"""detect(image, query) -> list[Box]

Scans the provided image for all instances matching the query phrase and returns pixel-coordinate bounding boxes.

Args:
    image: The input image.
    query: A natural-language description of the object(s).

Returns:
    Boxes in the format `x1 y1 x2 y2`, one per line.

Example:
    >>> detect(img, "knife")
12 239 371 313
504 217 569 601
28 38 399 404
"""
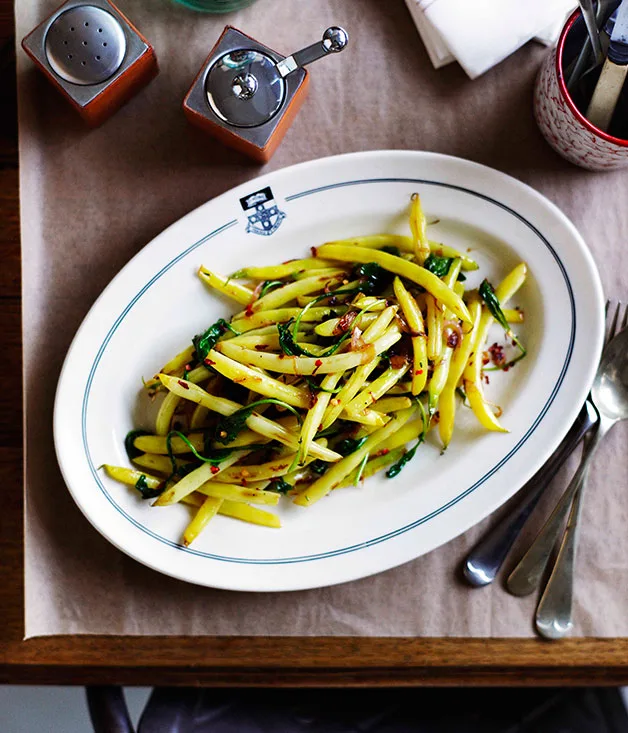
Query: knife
586 0 628 131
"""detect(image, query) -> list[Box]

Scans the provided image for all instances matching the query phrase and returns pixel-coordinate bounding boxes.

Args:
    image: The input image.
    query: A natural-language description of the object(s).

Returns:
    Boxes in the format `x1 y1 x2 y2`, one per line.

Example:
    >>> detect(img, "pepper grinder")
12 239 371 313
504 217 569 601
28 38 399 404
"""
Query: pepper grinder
22 0 158 127
183 25 349 163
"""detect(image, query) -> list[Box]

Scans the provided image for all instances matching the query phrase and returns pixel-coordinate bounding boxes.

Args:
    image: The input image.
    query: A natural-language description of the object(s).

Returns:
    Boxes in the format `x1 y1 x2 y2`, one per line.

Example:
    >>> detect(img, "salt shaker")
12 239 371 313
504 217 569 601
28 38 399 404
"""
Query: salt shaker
183 25 349 162
22 0 158 127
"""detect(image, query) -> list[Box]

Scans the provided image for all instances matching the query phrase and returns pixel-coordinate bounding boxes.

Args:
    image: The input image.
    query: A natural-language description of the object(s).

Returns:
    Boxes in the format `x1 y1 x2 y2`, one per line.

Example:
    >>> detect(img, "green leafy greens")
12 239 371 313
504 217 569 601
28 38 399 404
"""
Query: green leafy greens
134 474 163 500
267 477 293 494
214 399 302 445
386 441 421 478
335 436 368 456
192 318 239 363
307 435 367 479
423 254 453 278
381 245 401 256
386 400 428 478
351 262 393 294
478 279 526 368
259 280 283 298
124 429 151 460
309 460 328 476
277 273 389 359
277 284 362 358
304 376 343 394
165 431 235 471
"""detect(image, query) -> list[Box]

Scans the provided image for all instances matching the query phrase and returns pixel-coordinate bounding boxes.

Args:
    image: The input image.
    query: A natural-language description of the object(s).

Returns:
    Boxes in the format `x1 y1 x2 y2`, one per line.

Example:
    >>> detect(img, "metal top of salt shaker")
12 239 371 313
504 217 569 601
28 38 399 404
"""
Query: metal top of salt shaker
44 5 127 86
205 26 348 129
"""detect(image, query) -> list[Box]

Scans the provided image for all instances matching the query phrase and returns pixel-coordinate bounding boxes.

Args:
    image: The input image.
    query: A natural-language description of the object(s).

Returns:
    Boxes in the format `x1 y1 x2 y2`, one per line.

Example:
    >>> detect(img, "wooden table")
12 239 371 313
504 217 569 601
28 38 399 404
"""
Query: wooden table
2 8 628 688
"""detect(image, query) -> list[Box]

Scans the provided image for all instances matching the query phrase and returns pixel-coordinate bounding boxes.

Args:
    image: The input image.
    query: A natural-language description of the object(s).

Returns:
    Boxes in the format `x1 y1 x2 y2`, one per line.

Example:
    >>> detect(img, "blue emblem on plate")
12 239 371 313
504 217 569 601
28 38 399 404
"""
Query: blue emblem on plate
240 186 286 236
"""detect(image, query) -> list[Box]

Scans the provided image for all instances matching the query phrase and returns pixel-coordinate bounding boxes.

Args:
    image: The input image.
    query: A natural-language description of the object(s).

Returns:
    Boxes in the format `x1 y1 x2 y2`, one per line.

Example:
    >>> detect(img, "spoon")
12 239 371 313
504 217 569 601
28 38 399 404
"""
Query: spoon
534 319 628 639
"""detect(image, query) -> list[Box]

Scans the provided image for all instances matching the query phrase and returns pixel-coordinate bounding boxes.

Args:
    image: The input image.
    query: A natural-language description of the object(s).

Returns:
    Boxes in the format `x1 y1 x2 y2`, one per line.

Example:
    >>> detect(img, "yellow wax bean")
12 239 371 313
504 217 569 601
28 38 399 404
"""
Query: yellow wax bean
314 312 378 337
230 258 337 280
324 234 414 251
133 453 192 474
373 417 425 453
346 364 409 415
338 447 406 488
293 408 415 506
438 299 482 448
340 408 389 427
292 267 347 281
426 295 442 361
212 444 324 482
134 432 205 455
393 277 428 395
214 340 376 376
198 266 253 306
219 500 281 528
155 391 182 436
460 265 527 434
322 234 478 270
102 465 162 490
230 306 346 333
239 273 344 315
372 396 413 413
157 374 341 462
298 373 342 464
155 450 249 505
316 245 471 324
428 258 462 415
410 193 430 264
196 482 279 506
183 496 223 546
203 350 311 408
503 308 524 323
160 345 195 375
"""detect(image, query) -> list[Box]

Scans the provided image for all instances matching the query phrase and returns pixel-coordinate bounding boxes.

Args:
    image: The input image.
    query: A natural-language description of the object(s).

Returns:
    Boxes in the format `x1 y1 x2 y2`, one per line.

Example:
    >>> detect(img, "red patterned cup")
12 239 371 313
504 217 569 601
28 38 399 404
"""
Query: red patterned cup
534 9 628 171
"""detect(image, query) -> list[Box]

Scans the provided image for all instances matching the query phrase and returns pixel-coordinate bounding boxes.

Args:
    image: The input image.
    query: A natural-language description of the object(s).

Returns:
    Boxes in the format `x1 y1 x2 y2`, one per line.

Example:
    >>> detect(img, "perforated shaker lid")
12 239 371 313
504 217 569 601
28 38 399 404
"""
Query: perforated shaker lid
44 5 126 86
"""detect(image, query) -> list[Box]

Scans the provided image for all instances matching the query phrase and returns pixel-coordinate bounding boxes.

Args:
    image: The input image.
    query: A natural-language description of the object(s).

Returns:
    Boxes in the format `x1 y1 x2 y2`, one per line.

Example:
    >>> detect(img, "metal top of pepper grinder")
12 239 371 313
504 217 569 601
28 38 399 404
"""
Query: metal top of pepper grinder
205 27 348 129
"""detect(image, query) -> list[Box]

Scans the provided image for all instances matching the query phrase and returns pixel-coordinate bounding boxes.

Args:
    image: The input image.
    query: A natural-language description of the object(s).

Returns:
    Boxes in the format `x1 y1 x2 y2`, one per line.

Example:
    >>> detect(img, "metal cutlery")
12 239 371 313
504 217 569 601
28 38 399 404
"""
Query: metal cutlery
568 0 616 92
462 301 620 595
462 399 598 588
462 301 616 589
506 304 627 624
581 0 605 67
534 304 628 639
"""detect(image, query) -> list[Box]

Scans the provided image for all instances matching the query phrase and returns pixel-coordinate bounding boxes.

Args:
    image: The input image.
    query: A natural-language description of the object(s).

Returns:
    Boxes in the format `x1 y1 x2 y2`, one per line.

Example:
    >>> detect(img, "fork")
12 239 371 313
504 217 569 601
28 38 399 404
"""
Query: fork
507 303 628 635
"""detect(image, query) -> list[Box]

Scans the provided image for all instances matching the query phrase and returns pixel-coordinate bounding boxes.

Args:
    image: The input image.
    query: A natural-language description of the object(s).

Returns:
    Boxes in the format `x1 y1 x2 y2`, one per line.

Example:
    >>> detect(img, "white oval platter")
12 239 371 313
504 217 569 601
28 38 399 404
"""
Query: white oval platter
54 151 604 591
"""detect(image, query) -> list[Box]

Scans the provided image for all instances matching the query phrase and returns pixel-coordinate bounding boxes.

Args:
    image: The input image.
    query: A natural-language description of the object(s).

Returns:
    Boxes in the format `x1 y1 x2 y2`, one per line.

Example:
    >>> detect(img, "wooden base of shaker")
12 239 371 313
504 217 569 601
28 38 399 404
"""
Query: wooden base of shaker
183 72 310 163
21 0 159 128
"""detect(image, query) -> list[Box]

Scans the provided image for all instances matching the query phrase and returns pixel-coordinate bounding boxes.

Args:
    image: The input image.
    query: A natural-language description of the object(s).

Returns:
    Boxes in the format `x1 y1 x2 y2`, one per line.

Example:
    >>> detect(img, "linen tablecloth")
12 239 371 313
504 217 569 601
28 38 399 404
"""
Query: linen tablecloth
17 0 628 637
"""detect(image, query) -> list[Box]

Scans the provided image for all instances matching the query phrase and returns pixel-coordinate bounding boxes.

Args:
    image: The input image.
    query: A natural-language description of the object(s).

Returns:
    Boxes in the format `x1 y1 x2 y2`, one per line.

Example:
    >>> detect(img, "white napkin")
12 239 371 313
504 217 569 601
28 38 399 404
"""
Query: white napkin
405 0 576 79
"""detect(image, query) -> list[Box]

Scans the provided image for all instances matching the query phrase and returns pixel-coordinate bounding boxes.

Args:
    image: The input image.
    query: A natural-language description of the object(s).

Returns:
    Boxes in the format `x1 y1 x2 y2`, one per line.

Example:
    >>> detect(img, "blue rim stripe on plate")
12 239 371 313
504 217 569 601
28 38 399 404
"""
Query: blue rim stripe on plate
80 179 575 565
